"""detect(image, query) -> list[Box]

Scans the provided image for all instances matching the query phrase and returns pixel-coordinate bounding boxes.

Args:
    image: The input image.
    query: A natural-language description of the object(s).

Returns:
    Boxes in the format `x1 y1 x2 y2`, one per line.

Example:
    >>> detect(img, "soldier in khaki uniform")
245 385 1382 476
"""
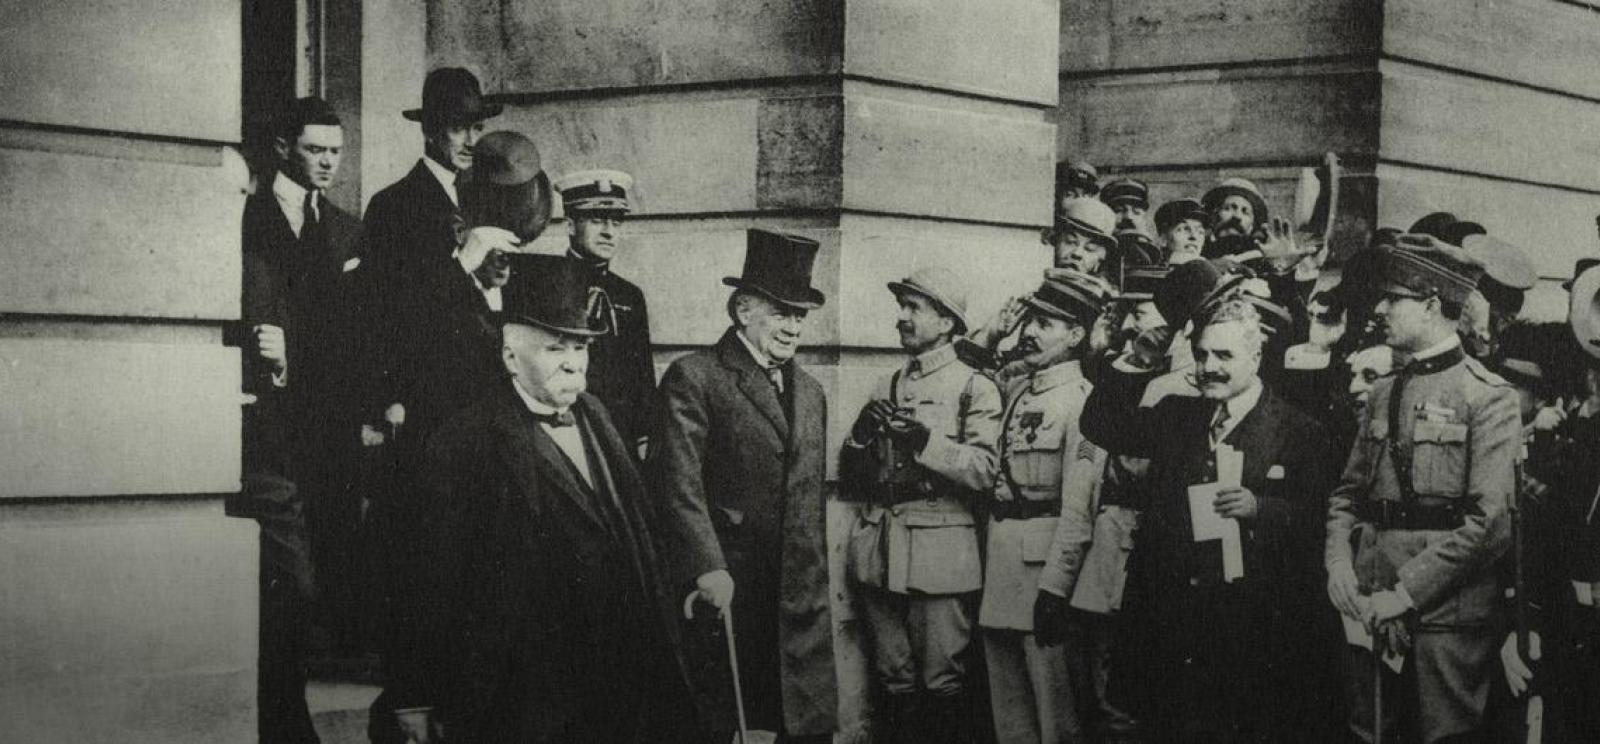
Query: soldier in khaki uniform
1326 235 1520 744
841 266 1002 744
979 270 1110 744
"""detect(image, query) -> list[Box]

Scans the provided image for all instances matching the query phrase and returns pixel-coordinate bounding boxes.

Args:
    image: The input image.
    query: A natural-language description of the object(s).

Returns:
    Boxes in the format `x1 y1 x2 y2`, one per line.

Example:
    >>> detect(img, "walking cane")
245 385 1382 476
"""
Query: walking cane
1372 643 1383 744
722 609 778 744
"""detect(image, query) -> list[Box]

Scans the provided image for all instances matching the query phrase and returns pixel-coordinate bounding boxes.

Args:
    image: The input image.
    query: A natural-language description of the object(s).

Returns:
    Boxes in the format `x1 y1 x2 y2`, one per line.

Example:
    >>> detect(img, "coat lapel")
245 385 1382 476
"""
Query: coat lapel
493 389 608 530
1222 391 1284 485
717 331 790 441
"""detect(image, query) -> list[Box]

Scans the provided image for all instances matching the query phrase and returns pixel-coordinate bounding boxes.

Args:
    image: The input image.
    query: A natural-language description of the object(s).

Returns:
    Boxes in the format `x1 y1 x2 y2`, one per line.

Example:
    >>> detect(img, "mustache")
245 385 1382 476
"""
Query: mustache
1196 372 1230 385
1014 339 1041 355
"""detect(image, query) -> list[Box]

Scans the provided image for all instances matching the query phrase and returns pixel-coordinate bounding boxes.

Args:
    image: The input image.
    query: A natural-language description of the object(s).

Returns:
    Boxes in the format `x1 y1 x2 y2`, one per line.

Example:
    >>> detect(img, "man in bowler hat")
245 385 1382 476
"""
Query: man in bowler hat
389 254 695 743
649 229 838 742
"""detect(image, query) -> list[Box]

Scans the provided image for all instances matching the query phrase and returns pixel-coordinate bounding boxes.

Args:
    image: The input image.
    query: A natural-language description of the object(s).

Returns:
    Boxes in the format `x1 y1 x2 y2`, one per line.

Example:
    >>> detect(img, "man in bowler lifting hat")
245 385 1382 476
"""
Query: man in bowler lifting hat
389 254 695 743
649 229 838 742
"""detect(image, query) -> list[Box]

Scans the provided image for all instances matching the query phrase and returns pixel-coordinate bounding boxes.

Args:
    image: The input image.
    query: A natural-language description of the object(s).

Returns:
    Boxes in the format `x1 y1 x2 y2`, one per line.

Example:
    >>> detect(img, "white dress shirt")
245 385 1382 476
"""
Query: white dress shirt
421 155 459 207
271 171 318 238
512 380 592 487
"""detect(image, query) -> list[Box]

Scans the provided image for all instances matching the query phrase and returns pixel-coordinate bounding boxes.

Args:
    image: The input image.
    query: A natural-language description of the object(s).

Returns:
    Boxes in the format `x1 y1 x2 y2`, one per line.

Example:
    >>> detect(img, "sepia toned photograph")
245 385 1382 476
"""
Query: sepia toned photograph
2 1 1598 742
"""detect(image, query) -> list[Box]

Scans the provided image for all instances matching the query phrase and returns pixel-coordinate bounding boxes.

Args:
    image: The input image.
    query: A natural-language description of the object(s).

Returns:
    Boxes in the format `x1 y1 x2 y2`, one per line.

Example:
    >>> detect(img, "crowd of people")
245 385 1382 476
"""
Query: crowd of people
236 66 1600 744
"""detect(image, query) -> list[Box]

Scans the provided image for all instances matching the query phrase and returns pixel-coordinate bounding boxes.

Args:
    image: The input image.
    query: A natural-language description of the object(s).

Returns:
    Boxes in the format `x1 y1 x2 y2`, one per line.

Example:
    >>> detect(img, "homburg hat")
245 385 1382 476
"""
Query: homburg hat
1202 177 1270 225
458 130 553 242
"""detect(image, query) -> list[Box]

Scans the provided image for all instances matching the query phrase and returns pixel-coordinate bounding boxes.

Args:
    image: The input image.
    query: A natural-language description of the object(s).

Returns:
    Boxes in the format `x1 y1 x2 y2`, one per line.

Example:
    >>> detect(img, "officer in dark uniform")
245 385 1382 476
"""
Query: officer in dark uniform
553 169 657 457
1326 234 1521 744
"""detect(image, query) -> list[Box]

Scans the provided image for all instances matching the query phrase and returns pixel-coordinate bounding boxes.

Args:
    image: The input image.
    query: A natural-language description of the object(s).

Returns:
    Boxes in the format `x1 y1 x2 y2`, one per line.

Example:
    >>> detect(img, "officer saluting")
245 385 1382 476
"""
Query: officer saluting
980 270 1111 744
553 169 657 457
1326 235 1521 743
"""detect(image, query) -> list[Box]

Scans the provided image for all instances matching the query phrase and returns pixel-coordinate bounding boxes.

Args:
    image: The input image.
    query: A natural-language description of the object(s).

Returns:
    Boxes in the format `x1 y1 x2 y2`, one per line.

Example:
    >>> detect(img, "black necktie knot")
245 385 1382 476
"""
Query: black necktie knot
535 410 576 428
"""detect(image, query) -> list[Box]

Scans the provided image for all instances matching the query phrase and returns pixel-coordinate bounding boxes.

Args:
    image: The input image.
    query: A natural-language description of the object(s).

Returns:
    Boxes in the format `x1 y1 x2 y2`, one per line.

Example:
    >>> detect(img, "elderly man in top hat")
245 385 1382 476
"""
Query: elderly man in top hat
553 169 656 457
362 68 505 432
838 266 1003 744
390 254 696 744
649 229 837 743
234 94 363 744
1326 235 1520 744
979 270 1112 744
1154 198 1208 265
366 129 554 744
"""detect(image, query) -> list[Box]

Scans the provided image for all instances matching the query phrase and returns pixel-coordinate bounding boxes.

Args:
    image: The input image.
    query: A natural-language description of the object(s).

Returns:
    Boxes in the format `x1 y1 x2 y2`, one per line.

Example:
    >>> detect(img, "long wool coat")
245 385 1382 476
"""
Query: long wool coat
648 328 837 736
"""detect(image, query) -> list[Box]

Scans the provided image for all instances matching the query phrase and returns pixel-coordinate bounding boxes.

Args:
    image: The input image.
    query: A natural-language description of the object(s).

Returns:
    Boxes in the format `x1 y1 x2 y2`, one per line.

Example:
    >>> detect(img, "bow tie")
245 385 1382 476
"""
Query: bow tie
533 410 576 428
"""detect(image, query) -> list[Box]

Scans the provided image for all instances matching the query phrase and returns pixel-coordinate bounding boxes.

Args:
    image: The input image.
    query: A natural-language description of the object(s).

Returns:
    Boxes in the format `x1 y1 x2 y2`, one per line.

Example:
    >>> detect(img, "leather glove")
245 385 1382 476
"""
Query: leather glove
886 413 931 454
1032 590 1072 647
851 400 895 445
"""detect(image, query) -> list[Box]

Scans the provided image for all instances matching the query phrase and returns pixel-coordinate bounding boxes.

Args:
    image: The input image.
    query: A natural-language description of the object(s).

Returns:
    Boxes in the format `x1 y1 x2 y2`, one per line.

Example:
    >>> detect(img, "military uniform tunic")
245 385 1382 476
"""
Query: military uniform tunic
1327 339 1520 742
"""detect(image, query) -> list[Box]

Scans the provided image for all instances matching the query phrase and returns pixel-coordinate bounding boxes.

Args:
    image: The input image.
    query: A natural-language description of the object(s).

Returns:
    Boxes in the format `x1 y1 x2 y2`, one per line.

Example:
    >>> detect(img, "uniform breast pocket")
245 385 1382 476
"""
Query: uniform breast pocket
1411 420 1468 497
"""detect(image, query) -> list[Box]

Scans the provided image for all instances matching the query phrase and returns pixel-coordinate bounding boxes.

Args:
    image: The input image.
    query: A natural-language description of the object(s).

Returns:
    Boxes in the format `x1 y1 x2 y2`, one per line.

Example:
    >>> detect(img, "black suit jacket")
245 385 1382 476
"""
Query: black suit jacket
403 387 688 741
1083 370 1343 741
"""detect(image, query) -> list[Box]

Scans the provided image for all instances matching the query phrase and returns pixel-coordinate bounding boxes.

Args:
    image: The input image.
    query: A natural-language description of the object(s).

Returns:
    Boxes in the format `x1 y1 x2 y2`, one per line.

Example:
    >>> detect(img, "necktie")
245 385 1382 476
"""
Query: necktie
1210 403 1231 447
767 365 786 394
534 410 576 428
301 190 322 243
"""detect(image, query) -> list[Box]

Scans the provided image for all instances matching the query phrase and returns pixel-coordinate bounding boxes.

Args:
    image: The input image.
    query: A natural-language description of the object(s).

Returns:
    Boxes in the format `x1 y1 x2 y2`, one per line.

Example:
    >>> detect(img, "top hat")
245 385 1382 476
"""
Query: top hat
1202 177 1270 225
459 131 553 242
1026 269 1111 323
888 265 970 333
1154 198 1207 235
403 68 504 124
1100 178 1150 210
723 229 827 309
555 169 635 214
501 254 608 337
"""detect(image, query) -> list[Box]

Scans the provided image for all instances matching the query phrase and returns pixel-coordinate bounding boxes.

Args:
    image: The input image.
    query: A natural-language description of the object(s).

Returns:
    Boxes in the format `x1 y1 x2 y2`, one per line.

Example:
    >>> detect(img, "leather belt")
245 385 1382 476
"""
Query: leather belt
1357 498 1466 531
990 498 1061 522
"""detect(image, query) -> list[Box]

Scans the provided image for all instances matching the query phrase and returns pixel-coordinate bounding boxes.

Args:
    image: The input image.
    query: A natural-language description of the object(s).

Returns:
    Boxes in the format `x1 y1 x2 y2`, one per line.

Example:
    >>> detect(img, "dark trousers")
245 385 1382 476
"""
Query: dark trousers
242 472 321 744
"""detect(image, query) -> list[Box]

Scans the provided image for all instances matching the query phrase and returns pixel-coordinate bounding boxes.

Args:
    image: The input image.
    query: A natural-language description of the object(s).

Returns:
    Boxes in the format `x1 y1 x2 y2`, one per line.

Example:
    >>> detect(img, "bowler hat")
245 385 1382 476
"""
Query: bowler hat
1202 178 1270 226
1154 198 1207 235
555 169 635 213
459 131 553 242
888 265 970 333
1024 270 1110 323
403 67 503 124
502 254 608 337
1156 258 1246 331
723 229 827 309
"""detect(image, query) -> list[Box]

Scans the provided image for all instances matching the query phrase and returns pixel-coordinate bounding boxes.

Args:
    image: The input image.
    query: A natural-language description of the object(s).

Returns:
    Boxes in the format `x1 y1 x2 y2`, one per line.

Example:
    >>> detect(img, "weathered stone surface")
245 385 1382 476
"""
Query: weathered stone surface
0 499 257 743
1062 0 1379 73
497 96 763 216
1379 60 1600 193
1376 162 1598 281
461 0 843 94
0 339 242 498
834 214 1051 349
1384 0 1600 102
1059 63 1379 170
847 0 1059 105
758 94 845 210
0 145 245 320
844 85 1056 227
0 1 240 141
361 0 429 211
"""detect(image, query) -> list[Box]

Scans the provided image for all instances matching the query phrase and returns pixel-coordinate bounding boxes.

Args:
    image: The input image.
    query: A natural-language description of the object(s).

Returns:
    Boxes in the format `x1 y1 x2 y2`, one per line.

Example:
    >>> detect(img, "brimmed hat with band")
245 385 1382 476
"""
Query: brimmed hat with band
1045 197 1118 249
403 67 503 124
1379 234 1486 305
723 229 827 310
1202 177 1270 225
1023 269 1111 324
458 131 553 242
888 265 970 333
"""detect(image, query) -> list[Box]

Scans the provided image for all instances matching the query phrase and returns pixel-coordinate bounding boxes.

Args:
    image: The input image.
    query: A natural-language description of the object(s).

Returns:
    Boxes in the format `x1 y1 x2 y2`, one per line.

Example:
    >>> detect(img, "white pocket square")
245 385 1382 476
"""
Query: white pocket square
1266 464 1285 480
342 257 362 273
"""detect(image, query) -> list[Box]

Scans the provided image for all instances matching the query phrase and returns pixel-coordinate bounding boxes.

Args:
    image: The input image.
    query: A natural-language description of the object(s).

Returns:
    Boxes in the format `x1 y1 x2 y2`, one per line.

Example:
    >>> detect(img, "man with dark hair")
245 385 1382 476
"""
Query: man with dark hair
649 229 837 743
1083 295 1342 743
553 169 656 457
234 94 363 744
840 266 1002 743
1154 198 1208 264
1201 178 1269 243
1327 235 1520 743
1100 177 1151 237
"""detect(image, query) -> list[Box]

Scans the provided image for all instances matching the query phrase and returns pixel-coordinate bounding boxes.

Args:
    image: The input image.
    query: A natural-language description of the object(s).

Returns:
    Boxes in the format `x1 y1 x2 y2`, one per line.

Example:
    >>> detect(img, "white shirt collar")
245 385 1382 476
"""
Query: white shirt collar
735 329 780 370
421 155 459 207
271 171 315 237
1411 333 1461 362
512 379 566 417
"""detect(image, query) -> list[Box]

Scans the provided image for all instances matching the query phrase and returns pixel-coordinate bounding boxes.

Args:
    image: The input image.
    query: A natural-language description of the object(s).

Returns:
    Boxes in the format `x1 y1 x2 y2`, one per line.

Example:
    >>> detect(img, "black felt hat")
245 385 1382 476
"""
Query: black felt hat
722 229 826 309
502 254 607 336
403 67 503 124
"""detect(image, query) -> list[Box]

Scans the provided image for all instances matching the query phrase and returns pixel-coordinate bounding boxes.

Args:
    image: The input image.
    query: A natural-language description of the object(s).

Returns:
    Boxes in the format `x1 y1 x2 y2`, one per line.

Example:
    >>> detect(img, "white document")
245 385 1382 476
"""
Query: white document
1187 444 1246 582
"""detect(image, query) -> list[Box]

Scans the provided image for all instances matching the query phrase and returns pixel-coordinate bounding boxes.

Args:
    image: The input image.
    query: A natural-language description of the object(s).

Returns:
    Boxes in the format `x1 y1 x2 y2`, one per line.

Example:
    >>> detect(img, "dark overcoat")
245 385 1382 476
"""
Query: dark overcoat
406 387 692 742
581 263 657 452
648 328 837 736
1083 370 1344 743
